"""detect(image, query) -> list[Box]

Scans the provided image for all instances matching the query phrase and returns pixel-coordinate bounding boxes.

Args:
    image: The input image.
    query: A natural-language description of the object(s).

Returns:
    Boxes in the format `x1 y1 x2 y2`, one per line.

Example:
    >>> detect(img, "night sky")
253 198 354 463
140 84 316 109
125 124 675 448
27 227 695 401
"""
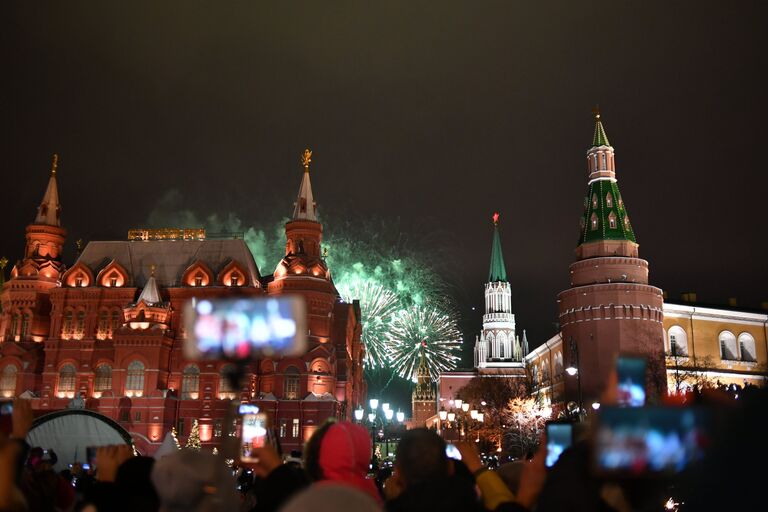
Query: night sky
3 1 767 360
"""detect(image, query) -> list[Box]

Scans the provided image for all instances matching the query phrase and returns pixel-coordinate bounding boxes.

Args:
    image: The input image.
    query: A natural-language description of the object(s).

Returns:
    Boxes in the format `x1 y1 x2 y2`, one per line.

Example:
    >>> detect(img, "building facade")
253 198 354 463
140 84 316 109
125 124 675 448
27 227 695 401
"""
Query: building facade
0 150 367 454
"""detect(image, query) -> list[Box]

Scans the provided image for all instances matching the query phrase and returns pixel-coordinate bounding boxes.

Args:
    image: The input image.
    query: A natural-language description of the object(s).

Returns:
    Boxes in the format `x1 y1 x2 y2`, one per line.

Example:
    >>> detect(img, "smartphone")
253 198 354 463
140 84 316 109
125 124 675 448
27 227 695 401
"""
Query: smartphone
616 355 647 407
0 401 12 415
240 405 267 463
86 446 97 469
445 443 462 460
184 297 307 361
593 406 711 477
545 421 574 468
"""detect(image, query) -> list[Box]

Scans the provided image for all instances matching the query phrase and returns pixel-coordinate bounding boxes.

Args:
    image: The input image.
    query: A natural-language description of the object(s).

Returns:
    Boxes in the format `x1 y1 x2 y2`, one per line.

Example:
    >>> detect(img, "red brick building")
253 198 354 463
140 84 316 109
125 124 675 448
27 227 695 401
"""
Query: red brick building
0 151 367 454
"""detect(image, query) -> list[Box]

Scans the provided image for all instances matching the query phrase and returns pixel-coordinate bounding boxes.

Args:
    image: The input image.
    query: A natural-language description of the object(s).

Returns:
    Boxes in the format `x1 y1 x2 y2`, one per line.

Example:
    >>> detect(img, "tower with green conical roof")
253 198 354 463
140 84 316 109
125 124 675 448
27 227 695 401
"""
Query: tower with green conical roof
474 213 523 368
557 109 666 405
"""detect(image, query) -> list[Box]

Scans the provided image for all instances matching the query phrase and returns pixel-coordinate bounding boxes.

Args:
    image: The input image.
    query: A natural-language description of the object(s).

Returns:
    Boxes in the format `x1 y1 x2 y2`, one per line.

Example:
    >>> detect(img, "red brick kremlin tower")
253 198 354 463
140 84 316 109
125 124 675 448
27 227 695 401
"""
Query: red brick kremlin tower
0 150 366 454
557 111 666 404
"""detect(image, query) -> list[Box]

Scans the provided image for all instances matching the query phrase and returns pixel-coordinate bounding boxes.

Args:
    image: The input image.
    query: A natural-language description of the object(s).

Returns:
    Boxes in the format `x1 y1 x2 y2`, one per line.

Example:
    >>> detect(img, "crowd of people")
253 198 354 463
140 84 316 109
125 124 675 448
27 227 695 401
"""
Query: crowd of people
1 383 766 512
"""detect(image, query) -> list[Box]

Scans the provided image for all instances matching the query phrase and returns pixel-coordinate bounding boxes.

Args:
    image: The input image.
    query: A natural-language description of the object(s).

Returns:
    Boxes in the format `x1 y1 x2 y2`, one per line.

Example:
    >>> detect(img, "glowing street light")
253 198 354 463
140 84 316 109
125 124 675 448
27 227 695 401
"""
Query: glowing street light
447 412 456 422
396 411 405 423
368 412 376 423
477 413 484 422
384 408 394 421
470 409 478 420
439 409 448 421
369 398 379 410
591 402 601 410
565 366 578 376
461 403 469 412
454 399 463 409
354 407 364 421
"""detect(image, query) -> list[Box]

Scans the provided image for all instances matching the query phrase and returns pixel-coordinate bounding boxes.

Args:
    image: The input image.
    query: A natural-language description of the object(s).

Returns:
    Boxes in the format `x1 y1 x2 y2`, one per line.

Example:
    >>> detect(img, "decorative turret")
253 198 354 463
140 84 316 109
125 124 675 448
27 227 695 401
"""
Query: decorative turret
292 149 317 221
123 266 171 329
474 213 521 367
411 345 437 427
35 154 62 227
557 109 666 405
576 109 637 260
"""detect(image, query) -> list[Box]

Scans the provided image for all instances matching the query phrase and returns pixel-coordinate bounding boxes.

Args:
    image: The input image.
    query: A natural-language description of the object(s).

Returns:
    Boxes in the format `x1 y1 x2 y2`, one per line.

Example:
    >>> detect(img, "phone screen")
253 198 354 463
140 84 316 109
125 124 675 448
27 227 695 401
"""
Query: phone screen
184 297 307 361
241 410 267 462
545 422 573 468
445 443 462 460
0 401 13 415
616 356 647 407
594 406 711 476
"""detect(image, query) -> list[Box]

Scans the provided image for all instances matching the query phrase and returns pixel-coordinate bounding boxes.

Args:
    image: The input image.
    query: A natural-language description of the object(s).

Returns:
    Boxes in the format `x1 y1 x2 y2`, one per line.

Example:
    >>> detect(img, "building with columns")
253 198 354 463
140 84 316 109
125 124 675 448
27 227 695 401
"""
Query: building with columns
0 150 367 454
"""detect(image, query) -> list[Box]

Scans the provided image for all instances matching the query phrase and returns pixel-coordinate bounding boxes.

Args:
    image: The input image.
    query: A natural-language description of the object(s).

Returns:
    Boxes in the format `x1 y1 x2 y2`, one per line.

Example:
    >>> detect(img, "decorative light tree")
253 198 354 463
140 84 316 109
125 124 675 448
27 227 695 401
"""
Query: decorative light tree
170 427 181 449
185 419 201 451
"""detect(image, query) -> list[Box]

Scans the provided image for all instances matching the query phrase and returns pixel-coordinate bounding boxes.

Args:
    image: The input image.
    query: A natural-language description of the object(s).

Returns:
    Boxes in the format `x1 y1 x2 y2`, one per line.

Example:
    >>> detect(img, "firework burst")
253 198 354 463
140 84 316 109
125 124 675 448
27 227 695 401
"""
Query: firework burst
388 303 462 381
337 279 401 370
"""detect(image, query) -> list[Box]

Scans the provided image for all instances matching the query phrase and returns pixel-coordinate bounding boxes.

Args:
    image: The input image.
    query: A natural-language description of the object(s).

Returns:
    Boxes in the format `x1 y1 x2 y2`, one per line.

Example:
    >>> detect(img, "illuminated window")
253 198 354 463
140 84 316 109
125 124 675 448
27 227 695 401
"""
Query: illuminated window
667 326 688 356
739 333 757 362
182 365 200 399
283 367 300 400
97 310 109 340
20 313 31 341
0 366 18 397
292 418 300 438
605 192 613 208
719 331 738 361
214 419 223 437
279 419 288 438
194 274 203 287
94 364 112 392
590 213 598 231
9 313 19 338
62 310 73 338
219 364 236 398
608 212 617 229
75 276 83 287
602 153 607 169
230 275 239 287
110 277 117 287
125 361 145 396
110 310 121 338
58 364 76 395
75 311 86 339
591 194 598 209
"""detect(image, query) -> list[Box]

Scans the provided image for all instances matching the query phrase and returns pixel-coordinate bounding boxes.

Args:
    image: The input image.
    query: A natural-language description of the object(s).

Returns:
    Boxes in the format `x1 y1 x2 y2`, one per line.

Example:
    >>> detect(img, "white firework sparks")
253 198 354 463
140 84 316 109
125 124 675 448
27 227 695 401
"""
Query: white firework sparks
388 302 462 381
337 279 401 370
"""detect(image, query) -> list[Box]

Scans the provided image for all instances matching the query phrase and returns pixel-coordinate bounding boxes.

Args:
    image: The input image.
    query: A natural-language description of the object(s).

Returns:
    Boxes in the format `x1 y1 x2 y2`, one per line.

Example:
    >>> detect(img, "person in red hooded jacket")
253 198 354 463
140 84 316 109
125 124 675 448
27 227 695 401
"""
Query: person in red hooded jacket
246 420 382 512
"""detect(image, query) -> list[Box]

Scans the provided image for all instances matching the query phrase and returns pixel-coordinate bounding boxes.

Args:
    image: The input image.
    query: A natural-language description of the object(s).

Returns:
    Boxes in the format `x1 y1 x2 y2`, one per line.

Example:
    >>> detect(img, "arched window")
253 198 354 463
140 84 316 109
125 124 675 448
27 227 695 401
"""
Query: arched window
667 326 689 356
97 310 109 340
497 332 507 358
738 333 757 362
20 313 31 341
58 364 77 396
542 360 550 382
62 310 73 338
283 366 300 400
125 361 145 397
486 332 495 357
181 365 200 399
0 366 18 398
591 194 598 209
719 331 738 361
590 213 598 231
601 153 607 169
605 192 613 208
533 364 539 385
608 212 617 229
554 352 563 374
94 364 112 392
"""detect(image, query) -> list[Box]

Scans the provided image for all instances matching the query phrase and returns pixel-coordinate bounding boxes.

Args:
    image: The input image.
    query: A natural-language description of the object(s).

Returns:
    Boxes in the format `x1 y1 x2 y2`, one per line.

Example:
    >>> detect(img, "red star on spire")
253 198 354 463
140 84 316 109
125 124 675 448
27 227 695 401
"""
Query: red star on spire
492 212 500 225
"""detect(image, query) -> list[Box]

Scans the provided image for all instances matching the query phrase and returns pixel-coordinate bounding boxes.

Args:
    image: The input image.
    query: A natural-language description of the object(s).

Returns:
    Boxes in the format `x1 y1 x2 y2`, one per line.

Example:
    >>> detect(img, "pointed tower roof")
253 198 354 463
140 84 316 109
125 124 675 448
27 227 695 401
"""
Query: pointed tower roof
488 212 508 282
522 329 529 357
292 149 318 221
137 266 162 304
34 154 62 226
592 107 611 147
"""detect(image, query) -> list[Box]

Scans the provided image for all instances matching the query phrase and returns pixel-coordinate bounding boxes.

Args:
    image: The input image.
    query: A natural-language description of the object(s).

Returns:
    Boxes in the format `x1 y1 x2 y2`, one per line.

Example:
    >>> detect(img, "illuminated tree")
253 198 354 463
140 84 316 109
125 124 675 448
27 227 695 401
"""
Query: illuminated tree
503 397 552 458
185 419 201 451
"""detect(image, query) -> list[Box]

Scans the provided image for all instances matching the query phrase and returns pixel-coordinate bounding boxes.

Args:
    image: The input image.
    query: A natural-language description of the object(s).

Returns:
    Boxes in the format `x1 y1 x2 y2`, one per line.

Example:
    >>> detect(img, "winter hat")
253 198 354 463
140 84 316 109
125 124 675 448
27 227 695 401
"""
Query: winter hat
151 450 238 512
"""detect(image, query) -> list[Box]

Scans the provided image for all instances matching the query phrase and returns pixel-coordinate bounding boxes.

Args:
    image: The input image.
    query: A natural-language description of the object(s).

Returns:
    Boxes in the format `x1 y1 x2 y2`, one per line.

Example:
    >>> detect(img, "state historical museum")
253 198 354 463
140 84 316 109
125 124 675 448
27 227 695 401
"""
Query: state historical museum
0 150 367 454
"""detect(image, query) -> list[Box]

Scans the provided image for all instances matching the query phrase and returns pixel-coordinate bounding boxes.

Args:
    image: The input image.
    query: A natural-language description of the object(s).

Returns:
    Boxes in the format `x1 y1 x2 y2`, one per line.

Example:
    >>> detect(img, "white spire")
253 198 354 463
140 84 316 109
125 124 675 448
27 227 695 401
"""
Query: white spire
34 154 61 226
137 266 162 304
292 149 317 221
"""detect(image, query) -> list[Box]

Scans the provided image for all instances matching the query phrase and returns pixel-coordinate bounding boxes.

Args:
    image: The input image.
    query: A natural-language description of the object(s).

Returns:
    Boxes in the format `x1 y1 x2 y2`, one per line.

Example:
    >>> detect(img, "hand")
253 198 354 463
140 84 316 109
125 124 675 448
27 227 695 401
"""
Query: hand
516 445 546 509
239 445 282 478
383 470 404 501
454 441 483 473
95 445 133 482
11 399 33 439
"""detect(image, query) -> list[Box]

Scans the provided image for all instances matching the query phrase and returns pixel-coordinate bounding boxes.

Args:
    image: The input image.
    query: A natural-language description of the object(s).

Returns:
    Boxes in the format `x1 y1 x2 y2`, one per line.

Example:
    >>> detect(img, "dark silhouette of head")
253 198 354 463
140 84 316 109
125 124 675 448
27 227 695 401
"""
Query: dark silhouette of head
394 428 449 487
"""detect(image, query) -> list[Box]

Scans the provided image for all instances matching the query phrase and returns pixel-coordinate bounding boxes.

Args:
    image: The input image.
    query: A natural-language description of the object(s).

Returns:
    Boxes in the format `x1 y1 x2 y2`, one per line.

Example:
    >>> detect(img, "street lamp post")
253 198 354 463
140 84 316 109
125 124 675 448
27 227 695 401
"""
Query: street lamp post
566 337 584 420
